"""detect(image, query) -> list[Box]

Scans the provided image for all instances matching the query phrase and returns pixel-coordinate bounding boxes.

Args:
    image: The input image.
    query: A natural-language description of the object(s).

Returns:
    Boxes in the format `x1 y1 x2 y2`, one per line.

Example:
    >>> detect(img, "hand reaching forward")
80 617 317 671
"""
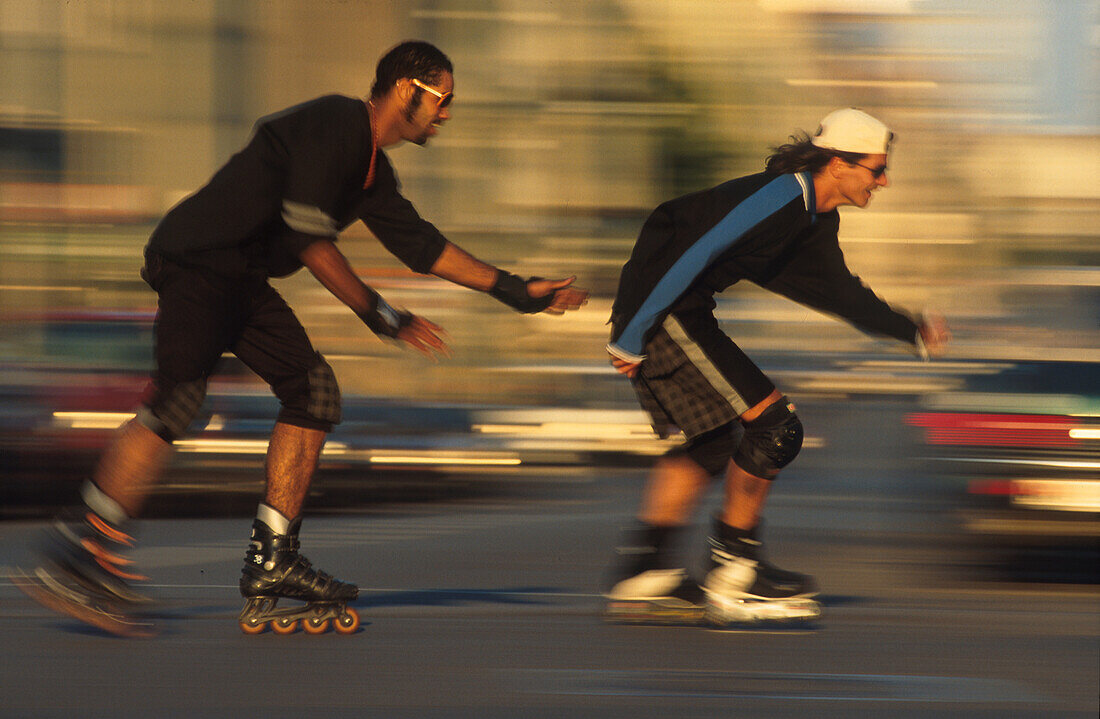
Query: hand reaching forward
526 277 589 315
918 310 951 358
395 314 451 361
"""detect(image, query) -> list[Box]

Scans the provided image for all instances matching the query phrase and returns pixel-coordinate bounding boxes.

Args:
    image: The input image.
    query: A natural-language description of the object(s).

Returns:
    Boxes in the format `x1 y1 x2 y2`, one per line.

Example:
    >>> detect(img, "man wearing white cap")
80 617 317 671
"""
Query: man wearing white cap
603 108 950 626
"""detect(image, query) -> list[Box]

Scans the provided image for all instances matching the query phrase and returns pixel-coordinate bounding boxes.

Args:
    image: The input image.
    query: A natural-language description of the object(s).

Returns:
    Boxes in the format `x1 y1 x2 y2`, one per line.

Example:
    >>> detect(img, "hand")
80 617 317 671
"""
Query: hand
395 314 451 361
919 310 951 358
609 354 641 378
526 276 589 315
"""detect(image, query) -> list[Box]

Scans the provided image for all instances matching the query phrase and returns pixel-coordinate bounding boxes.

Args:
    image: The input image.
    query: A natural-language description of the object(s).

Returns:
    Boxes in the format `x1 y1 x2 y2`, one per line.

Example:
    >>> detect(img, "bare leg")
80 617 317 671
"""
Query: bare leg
720 389 784 531
721 465 773 531
637 455 712 526
263 422 326 520
92 420 174 518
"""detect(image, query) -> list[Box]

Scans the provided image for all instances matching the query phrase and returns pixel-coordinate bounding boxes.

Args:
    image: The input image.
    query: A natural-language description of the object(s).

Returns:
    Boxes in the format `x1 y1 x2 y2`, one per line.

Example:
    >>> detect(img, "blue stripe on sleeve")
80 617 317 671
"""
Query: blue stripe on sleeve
613 174 803 357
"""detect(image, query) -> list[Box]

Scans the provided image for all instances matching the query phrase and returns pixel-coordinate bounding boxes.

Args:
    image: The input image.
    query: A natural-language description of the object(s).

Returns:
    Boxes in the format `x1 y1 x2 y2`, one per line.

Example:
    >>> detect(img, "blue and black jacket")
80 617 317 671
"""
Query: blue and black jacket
607 171 919 362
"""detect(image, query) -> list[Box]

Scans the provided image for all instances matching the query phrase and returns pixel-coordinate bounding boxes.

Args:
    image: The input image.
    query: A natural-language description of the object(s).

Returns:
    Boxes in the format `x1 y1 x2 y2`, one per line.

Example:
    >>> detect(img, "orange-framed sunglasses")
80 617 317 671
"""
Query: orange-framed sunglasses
410 78 453 109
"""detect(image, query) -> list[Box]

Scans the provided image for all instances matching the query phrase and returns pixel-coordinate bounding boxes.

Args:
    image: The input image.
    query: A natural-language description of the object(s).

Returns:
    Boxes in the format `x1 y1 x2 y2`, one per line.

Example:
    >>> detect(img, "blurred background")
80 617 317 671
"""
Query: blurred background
0 0 1096 570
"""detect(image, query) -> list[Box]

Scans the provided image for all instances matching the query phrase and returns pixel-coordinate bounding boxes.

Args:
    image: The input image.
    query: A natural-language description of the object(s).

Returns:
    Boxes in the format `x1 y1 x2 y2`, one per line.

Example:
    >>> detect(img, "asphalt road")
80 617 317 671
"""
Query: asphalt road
1 459 1098 719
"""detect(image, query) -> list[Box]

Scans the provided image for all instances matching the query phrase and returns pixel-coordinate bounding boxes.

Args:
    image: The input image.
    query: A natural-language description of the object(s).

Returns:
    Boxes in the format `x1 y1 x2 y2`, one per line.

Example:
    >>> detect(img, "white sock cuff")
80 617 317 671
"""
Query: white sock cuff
81 481 129 525
256 503 291 534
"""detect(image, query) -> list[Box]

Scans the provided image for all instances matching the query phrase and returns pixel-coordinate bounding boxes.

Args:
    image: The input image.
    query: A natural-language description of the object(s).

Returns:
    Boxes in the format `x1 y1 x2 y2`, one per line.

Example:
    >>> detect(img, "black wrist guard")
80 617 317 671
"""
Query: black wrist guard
489 271 554 314
356 292 413 338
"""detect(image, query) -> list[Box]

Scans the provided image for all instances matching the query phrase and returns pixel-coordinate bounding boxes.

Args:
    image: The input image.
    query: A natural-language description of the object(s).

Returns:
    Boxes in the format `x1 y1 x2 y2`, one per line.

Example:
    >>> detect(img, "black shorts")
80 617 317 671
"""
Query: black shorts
632 310 774 439
141 250 338 433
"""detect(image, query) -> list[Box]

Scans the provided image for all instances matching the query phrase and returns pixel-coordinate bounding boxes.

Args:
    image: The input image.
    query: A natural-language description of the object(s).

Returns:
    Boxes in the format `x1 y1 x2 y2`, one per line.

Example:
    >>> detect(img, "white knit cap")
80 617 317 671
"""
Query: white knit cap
811 108 892 154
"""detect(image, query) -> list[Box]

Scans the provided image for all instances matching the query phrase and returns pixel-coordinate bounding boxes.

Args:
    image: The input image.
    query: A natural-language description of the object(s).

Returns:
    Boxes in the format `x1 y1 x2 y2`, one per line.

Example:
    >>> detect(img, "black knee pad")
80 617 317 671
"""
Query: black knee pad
733 397 803 479
666 422 737 477
139 377 209 441
273 356 341 431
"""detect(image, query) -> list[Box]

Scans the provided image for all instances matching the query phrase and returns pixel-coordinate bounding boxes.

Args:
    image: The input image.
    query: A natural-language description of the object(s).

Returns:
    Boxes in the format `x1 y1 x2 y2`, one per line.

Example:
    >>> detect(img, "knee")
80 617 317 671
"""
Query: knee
273 356 341 431
138 377 209 442
733 397 803 479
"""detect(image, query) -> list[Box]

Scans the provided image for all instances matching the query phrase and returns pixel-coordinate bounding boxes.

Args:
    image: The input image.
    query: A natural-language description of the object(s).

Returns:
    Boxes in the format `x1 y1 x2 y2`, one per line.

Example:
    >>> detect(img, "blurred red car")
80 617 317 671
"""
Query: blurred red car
907 360 1099 581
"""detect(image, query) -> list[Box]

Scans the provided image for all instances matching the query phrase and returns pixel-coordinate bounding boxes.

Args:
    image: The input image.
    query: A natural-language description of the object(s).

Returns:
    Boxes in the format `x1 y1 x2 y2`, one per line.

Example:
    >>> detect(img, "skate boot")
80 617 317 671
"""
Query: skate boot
238 516 360 635
701 520 820 627
14 485 156 637
603 524 705 625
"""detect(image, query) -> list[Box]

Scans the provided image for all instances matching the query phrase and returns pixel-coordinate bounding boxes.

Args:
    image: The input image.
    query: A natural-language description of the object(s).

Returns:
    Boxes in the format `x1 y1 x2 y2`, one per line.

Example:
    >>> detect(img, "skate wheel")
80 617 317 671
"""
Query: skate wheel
334 608 360 634
240 619 267 635
271 617 298 634
303 617 330 634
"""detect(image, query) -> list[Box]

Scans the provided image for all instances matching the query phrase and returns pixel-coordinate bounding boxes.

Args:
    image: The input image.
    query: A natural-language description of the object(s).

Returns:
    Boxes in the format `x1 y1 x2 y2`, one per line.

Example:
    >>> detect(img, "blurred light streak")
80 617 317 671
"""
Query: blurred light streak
907 412 1085 448
409 10 559 24
964 517 1100 537
843 361 1012 374
0 285 84 292
788 374 959 394
431 138 560 150
322 443 521 466
542 101 695 116
1 243 136 258
175 439 269 455
759 0 915 13
52 411 133 429
472 422 655 439
840 237 976 245
922 393 1098 415
365 455 521 467
941 457 1100 471
1008 268 1100 287
785 79 938 88
1011 479 1100 512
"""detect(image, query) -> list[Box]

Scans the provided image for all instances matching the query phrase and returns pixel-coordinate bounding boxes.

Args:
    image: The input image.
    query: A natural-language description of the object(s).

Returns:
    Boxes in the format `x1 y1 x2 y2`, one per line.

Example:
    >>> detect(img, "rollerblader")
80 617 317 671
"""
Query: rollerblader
603 108 949 627
17 40 588 637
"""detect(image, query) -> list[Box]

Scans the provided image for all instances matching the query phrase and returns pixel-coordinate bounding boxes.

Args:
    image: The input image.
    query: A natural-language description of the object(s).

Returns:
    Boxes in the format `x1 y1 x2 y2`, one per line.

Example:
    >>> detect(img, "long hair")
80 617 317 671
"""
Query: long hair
370 40 453 99
764 132 866 175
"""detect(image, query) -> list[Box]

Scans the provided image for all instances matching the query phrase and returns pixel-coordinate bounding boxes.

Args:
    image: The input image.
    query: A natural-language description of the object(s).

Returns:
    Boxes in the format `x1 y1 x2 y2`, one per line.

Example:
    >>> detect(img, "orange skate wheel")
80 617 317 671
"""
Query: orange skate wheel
303 616 330 634
271 617 298 634
334 608 360 634
240 619 267 635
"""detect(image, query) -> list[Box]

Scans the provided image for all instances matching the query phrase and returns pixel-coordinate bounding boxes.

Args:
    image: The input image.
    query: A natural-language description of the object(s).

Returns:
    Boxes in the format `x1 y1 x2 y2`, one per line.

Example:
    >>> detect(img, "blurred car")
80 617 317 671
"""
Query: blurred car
907 360 1099 580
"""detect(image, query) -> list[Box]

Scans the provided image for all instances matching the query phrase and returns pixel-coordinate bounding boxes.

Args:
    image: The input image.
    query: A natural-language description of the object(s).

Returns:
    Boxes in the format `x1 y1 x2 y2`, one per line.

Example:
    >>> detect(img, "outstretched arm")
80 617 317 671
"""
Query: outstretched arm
428 241 588 314
763 233 950 359
299 239 449 360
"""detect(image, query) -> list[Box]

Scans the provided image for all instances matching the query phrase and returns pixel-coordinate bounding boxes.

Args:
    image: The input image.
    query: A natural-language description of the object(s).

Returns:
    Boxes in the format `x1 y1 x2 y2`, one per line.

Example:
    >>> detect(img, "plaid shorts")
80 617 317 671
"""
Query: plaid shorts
631 312 774 439
144 251 339 434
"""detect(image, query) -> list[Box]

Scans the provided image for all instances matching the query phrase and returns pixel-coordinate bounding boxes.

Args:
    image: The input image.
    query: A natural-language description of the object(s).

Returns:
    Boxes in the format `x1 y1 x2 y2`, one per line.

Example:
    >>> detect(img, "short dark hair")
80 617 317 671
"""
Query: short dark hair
764 132 866 175
370 40 453 99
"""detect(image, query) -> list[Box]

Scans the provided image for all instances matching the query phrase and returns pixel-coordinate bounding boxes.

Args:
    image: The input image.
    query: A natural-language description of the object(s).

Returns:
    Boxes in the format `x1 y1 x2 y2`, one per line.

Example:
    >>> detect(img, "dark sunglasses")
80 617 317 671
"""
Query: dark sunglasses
852 161 888 179
411 78 453 109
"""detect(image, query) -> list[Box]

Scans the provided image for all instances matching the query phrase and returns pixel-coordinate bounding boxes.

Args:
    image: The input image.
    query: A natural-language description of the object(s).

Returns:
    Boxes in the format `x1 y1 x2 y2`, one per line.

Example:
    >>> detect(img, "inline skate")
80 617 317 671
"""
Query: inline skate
15 505 156 638
238 517 360 635
602 524 705 625
702 520 820 627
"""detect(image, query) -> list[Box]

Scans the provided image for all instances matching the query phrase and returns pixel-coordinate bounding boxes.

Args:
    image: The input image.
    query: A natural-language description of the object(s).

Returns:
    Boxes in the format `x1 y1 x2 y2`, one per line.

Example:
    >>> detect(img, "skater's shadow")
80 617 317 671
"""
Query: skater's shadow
59 621 139 639
356 586 559 609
